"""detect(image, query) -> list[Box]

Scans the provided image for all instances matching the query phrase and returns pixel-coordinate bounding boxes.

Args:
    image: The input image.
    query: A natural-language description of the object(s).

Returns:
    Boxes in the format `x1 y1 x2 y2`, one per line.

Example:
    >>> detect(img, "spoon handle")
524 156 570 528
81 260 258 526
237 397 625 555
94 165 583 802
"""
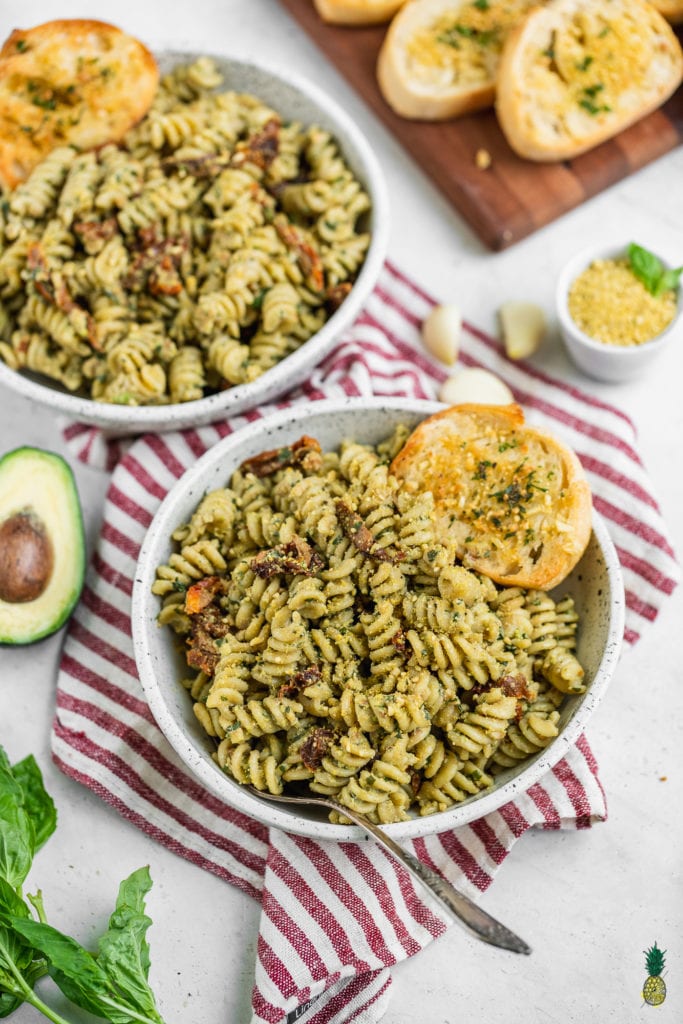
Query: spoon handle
334 802 531 955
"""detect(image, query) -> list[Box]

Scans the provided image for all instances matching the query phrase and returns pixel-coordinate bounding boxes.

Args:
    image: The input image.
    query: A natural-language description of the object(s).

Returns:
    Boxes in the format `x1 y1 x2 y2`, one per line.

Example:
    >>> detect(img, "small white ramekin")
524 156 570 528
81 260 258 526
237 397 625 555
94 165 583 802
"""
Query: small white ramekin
556 243 681 383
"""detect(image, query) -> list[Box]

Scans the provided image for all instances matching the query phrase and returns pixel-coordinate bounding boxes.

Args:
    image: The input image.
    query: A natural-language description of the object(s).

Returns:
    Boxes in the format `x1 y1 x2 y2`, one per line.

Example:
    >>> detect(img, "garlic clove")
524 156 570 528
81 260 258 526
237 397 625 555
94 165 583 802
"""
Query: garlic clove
438 367 514 406
421 303 461 366
499 301 546 360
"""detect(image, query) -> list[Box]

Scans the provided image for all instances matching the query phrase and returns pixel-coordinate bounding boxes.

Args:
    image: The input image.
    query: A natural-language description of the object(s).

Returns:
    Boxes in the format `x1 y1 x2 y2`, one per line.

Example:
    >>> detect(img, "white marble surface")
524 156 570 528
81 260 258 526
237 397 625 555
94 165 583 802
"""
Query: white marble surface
1 1 682 1021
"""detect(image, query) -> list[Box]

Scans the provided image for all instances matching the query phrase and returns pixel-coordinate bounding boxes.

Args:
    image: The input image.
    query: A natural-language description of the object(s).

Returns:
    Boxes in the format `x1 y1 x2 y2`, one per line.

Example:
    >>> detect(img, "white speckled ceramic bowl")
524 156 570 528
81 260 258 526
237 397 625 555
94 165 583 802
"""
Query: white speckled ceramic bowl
556 242 681 383
0 53 389 434
132 398 625 841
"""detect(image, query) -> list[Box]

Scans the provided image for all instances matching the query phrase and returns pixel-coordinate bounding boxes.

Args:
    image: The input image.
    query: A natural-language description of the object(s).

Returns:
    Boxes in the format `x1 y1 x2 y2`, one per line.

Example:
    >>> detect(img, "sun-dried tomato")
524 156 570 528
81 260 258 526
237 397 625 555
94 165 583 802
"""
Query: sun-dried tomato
184 575 225 615
233 117 280 170
123 231 188 294
499 673 533 700
161 152 232 179
73 217 119 254
274 219 324 292
300 727 335 771
334 500 404 564
390 628 409 656
149 255 183 296
277 664 322 699
240 435 323 478
185 605 230 676
250 536 324 578
325 282 351 313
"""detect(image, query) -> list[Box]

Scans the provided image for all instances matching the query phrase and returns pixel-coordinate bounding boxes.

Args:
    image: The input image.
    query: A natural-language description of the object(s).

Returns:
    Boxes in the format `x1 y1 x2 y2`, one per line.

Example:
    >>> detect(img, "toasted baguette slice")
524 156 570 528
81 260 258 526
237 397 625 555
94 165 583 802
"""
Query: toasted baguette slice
390 403 592 589
651 0 683 23
314 0 407 24
377 0 539 120
0 19 158 189
496 0 683 162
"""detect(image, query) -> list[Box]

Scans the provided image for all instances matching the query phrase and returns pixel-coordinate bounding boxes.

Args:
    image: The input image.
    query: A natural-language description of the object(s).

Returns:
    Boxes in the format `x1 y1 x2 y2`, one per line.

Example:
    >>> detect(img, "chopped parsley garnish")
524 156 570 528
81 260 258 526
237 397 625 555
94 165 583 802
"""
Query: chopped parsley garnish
578 83 611 115
438 23 499 47
474 459 494 480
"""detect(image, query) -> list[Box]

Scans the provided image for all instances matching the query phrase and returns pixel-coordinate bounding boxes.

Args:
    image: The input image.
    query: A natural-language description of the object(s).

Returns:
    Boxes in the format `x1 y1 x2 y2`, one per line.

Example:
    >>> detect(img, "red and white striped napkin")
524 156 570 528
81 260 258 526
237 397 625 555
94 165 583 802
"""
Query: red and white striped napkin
53 261 678 1024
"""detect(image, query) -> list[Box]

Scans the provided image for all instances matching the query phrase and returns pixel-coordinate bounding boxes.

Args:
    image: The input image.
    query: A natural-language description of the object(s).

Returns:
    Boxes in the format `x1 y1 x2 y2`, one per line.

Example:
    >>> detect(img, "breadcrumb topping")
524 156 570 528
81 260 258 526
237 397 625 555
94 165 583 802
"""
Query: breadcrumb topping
405 0 537 86
568 258 677 346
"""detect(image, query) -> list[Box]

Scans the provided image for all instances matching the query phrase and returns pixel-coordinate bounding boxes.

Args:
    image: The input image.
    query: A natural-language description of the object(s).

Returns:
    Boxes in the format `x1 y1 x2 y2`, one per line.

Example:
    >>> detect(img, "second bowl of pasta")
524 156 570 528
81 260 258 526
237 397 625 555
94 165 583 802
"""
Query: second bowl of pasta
0 51 389 433
131 398 624 841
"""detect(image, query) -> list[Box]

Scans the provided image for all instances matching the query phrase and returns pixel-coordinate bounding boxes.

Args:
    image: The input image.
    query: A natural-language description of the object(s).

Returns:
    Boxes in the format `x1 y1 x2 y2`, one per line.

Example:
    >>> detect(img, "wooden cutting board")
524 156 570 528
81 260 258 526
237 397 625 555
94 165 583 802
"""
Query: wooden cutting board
278 1 683 251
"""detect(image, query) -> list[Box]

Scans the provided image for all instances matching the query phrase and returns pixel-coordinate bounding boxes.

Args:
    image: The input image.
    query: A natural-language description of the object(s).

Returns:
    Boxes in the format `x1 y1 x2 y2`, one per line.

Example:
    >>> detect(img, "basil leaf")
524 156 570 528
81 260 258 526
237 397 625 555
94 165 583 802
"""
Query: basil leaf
0 756 35 888
98 867 162 1020
11 756 57 852
0 879 37 971
0 877 30 922
0 923 31 1011
656 266 683 296
628 243 663 295
0 989 24 1018
9 917 111 1019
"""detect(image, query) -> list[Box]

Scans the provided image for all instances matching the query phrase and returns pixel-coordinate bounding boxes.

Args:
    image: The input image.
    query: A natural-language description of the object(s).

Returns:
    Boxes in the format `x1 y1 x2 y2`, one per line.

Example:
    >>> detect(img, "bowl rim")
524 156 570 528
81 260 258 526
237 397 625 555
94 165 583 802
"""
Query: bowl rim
0 51 390 432
131 396 625 841
556 241 681 358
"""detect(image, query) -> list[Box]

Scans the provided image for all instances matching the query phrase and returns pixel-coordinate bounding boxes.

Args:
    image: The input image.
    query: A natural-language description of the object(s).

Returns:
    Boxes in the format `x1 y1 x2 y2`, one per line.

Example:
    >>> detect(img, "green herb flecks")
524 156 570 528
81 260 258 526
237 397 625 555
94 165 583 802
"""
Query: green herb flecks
0 745 168 1024
438 23 499 47
628 242 683 297
578 82 611 115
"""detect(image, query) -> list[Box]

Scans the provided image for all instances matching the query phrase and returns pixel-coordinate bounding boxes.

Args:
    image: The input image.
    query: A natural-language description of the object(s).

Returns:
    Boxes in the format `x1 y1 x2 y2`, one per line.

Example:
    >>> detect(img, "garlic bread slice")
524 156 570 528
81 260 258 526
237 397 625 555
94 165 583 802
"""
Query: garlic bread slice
651 0 683 24
390 403 592 589
0 19 158 189
314 0 407 24
495 0 683 161
377 0 540 120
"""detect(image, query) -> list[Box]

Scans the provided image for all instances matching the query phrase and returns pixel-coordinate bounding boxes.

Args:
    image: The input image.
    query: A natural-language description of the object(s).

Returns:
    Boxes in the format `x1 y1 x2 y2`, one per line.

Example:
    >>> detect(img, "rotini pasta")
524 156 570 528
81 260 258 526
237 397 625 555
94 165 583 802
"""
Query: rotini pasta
0 58 371 405
153 427 586 824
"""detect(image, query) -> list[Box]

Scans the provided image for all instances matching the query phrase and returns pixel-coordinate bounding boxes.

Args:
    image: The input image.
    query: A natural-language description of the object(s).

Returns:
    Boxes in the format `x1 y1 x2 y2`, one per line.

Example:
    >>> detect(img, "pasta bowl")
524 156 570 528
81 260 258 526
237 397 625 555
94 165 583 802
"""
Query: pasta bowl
0 52 389 434
131 398 625 841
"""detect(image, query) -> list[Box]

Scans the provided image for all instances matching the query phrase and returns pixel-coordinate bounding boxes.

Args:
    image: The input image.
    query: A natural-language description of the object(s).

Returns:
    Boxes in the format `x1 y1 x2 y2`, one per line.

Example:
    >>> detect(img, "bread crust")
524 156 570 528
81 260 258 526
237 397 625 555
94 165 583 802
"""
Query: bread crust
390 403 593 590
651 0 683 23
377 0 537 120
0 19 158 189
495 0 683 162
314 0 407 25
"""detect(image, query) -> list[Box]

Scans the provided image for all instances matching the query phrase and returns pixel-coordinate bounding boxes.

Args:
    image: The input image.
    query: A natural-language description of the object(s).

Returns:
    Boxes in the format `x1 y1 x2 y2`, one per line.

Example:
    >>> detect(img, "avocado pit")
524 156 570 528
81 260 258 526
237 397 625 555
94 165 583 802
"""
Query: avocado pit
0 510 54 604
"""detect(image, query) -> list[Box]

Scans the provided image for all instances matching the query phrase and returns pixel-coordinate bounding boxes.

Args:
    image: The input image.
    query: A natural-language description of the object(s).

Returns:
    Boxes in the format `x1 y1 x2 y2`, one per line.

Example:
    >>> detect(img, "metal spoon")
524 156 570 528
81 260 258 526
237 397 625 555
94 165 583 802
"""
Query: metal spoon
246 786 531 955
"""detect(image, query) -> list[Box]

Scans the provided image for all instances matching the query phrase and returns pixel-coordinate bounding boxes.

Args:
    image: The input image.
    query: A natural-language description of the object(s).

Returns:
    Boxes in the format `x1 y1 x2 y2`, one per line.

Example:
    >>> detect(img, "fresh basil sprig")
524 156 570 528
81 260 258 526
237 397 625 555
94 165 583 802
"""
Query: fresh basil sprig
627 242 683 297
0 745 167 1024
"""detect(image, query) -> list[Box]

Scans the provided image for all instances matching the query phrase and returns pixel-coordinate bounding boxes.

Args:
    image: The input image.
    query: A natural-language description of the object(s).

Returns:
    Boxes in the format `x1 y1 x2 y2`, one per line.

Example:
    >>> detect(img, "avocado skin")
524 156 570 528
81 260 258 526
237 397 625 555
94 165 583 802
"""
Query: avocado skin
0 447 85 645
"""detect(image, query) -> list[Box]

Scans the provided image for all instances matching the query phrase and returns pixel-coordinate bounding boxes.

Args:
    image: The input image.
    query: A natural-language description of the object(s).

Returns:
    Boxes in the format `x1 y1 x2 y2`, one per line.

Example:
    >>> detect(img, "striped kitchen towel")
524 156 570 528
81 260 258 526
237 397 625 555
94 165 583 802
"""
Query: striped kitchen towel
53 260 679 1024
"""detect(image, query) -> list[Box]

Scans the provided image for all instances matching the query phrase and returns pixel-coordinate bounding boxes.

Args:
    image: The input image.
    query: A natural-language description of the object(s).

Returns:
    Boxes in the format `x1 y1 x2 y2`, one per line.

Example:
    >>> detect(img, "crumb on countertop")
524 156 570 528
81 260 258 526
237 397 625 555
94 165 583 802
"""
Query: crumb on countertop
475 147 492 170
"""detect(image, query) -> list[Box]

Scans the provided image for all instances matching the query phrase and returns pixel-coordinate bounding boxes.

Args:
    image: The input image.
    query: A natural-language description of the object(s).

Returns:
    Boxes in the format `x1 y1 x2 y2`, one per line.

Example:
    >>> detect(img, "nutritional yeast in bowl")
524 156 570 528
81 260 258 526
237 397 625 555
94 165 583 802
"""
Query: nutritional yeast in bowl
568 257 677 347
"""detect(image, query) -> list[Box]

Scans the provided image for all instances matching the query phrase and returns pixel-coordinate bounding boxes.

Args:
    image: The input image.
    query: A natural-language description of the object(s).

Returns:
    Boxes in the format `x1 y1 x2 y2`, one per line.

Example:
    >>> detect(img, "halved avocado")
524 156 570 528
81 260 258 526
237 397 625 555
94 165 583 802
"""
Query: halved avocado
0 447 85 645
